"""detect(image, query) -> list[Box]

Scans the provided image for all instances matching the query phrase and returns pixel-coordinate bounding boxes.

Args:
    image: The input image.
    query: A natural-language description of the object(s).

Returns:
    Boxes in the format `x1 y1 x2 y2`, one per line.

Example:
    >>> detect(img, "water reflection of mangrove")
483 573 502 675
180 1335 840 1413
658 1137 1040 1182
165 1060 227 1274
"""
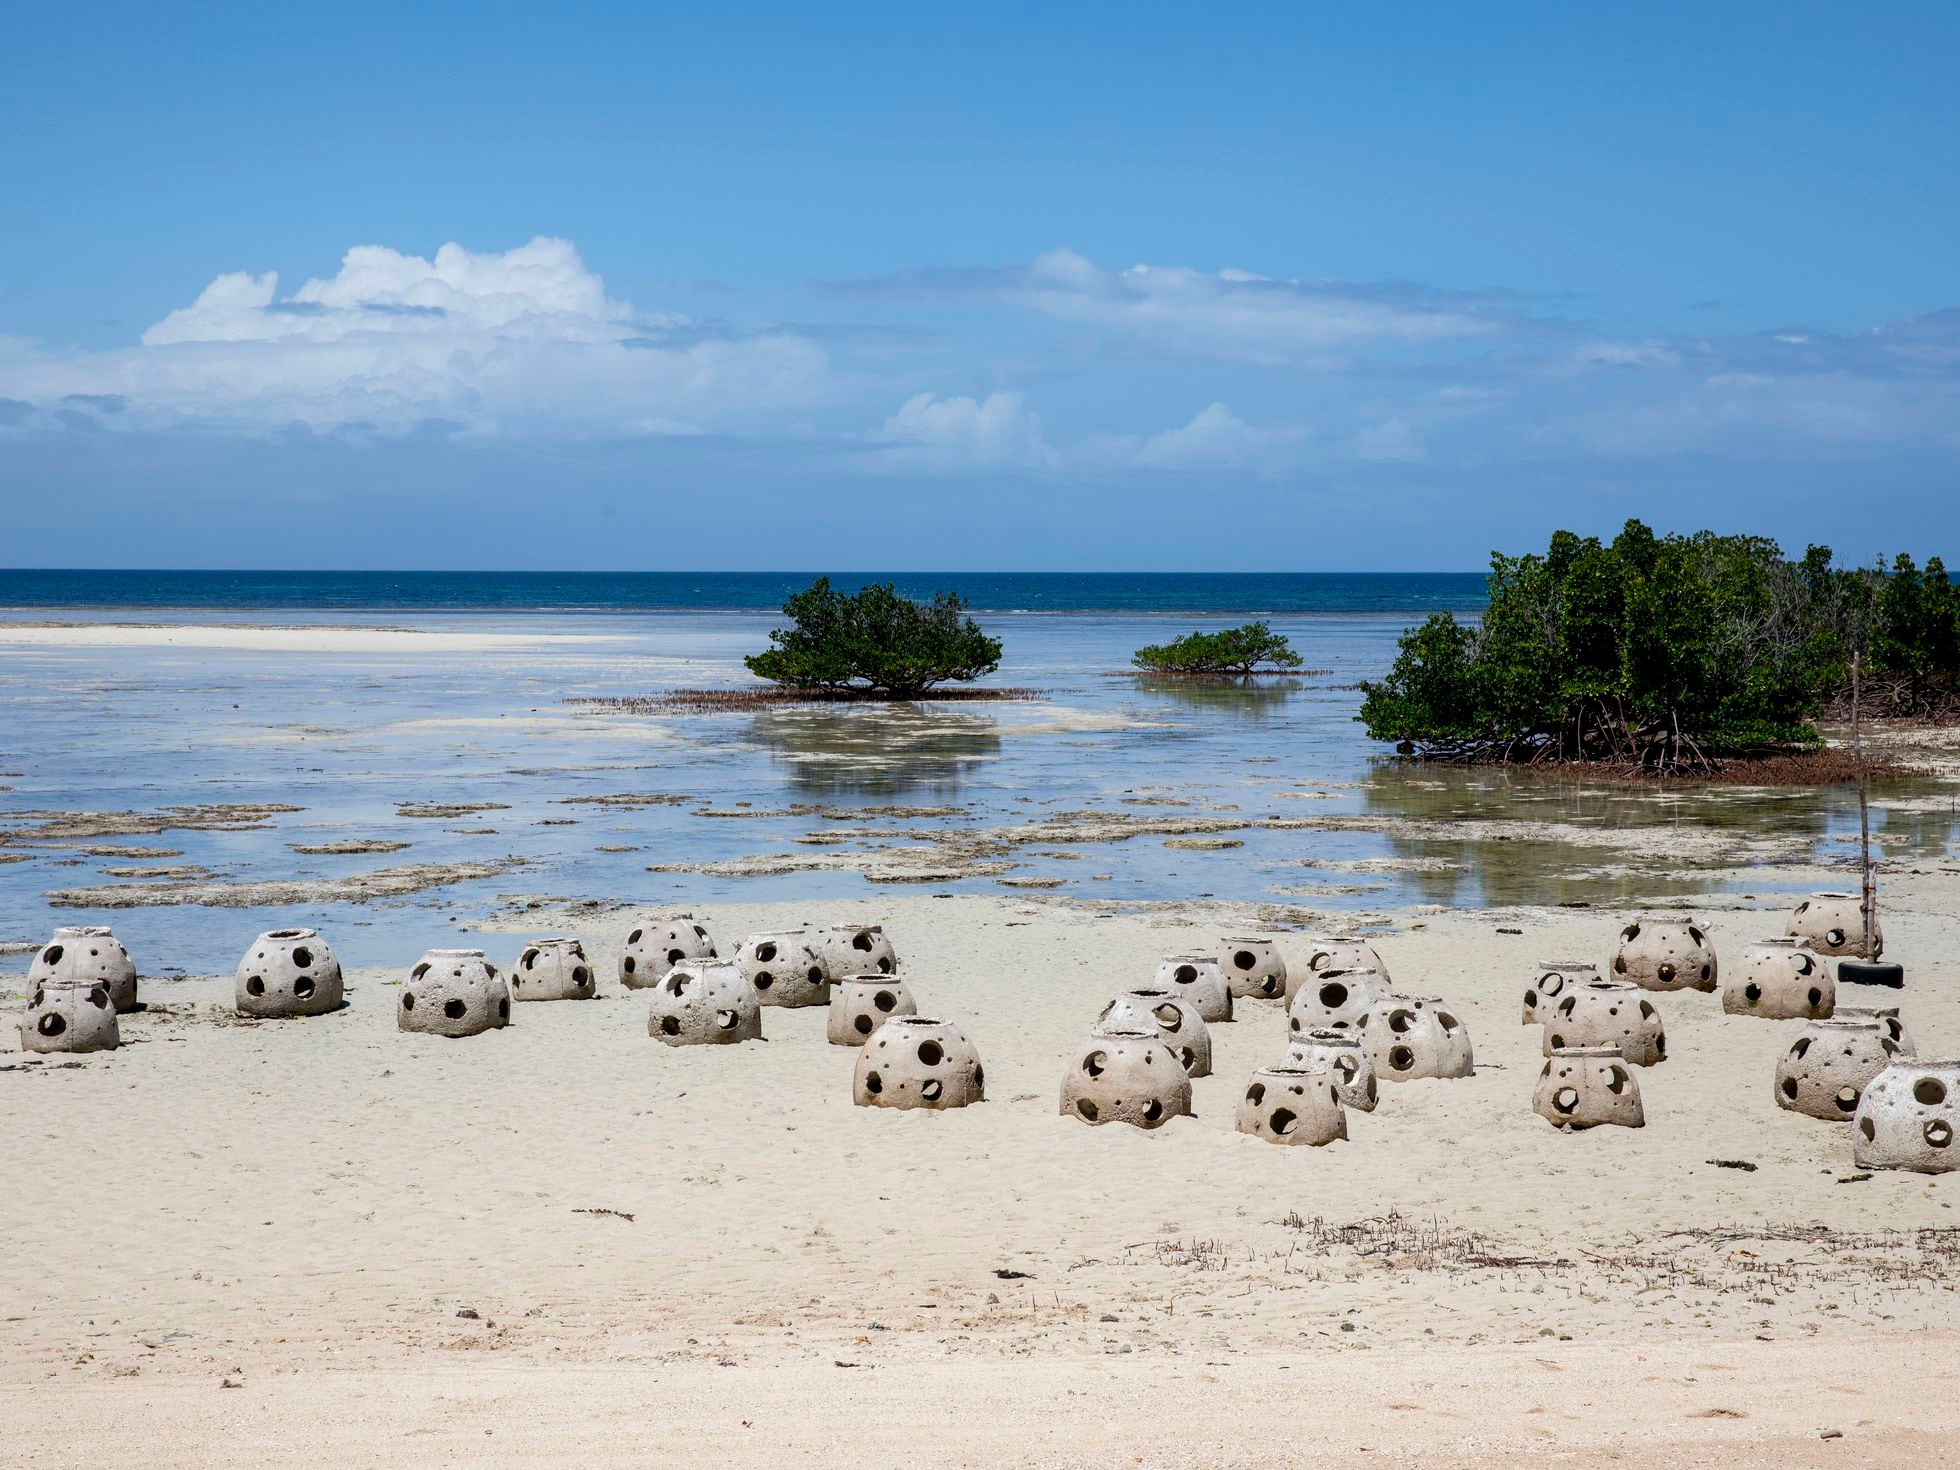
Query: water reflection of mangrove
1129 675 1303 719
746 705 1001 798
1353 762 1960 908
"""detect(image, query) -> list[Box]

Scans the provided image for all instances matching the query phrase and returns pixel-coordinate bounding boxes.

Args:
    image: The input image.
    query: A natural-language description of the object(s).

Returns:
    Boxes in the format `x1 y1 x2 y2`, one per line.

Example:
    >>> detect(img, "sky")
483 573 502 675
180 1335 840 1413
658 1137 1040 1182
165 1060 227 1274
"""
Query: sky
2 2 1956 570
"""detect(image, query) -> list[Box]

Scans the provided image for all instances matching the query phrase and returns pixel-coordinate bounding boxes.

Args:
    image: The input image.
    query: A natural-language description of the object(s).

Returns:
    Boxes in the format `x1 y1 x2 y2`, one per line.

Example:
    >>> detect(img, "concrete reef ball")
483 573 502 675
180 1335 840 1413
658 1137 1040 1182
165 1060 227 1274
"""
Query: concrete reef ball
510 936 596 1002
1218 936 1287 1001
1541 980 1667 1066
235 927 344 1018
1836 1005 1913 1054
1061 1025 1193 1130
1153 955 1233 1023
619 914 716 989
1853 1061 1960 1173
1287 965 1388 1035
29 926 138 1013
1724 938 1833 1020
1774 1017 1903 1120
854 1017 984 1110
1283 1027 1379 1112
1522 959 1600 1026
735 931 828 1008
1290 934 1389 1003
1533 1046 1645 1131
20 982 119 1054
399 949 509 1038
827 975 919 1046
1787 892 1883 958
819 923 898 981
647 961 762 1046
1611 915 1718 993
1095 988 1211 1077
1359 994 1475 1081
1236 1062 1347 1146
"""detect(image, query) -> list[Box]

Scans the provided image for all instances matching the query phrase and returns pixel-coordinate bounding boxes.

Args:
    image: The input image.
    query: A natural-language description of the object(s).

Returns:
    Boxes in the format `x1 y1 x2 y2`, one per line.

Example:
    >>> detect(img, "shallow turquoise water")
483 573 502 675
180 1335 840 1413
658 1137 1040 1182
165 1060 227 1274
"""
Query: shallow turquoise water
0 605 1949 975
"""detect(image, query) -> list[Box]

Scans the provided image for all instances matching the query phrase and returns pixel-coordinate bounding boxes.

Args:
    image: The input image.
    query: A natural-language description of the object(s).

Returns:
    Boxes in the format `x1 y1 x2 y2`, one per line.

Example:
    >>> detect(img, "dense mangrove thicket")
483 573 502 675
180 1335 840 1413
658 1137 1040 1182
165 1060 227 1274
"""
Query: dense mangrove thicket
1359 520 1958 772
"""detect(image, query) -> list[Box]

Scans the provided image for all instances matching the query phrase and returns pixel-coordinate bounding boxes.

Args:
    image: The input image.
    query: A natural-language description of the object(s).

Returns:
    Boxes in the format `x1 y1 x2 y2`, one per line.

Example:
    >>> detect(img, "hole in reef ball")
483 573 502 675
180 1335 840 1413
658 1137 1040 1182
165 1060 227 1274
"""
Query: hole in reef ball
246 976 266 996
294 976 315 998
1860 1117 1877 1141
854 1015 873 1035
1927 1120 1954 1149
753 972 774 990
443 999 467 1020
921 1079 943 1102
1554 1087 1579 1114
660 1016 681 1036
917 1039 944 1067
402 993 415 1011
1781 1077 1799 1099
1143 1099 1164 1123
716 1008 740 1029
864 1070 882 1094
1233 950 1256 971
42 945 63 965
498 998 509 1021
292 947 313 968
37 1013 67 1037
1319 982 1348 1009
1075 1098 1099 1122
1389 1045 1415 1072
874 990 897 1012
666 948 685 965
853 932 873 951
1174 965 1197 983
1915 1078 1948 1107
1269 1107 1296 1135
1835 1087 1860 1112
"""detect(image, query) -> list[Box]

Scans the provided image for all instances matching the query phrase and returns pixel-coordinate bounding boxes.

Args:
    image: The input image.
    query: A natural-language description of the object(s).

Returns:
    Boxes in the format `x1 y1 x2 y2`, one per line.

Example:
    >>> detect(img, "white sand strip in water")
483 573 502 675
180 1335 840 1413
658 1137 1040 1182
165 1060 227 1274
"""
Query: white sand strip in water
0 624 624 652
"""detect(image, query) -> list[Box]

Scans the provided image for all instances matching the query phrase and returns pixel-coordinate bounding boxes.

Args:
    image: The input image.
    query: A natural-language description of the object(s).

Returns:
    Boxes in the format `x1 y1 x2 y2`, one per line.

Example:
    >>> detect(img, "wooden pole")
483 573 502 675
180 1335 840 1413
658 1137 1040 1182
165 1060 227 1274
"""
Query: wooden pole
1855 650 1874 958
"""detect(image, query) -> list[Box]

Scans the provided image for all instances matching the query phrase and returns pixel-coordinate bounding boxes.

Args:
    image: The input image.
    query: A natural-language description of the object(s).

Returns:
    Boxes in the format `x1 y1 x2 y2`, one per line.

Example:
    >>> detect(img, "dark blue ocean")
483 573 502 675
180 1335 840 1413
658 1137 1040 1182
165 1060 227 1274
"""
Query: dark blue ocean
0 569 1489 615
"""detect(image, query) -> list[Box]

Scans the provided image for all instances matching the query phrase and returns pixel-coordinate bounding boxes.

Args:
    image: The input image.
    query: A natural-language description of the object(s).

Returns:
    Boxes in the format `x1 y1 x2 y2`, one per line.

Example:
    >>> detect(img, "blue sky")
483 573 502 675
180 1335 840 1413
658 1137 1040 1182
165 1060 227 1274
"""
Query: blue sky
2 2 1956 569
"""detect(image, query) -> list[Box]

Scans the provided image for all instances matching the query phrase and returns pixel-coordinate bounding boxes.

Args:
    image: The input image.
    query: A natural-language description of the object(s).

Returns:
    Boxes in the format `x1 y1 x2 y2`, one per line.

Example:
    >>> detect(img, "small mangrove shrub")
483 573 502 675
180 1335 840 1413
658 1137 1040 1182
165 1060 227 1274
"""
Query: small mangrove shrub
1133 621 1302 677
745 577 1004 699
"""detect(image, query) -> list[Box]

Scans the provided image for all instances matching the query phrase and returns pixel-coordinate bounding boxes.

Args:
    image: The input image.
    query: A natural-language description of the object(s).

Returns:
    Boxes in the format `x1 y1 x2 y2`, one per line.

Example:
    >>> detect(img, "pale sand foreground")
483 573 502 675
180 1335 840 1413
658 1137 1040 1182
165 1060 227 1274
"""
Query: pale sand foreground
4 886 1957 1465
0 623 622 652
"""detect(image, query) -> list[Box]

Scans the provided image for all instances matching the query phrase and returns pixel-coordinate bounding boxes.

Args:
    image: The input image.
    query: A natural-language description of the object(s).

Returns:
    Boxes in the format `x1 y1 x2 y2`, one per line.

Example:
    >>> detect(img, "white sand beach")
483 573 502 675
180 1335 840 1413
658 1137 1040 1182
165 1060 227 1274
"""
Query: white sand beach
4 883 1955 1465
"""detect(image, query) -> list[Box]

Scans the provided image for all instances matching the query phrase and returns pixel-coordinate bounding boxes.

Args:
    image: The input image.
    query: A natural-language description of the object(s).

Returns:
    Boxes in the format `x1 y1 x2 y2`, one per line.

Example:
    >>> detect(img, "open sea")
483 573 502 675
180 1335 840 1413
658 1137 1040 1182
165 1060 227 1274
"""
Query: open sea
0 570 1945 977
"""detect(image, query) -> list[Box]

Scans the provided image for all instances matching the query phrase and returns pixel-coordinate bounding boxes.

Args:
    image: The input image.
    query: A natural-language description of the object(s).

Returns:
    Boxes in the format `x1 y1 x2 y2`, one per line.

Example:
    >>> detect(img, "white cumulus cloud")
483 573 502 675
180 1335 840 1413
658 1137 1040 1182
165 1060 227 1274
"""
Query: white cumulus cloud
0 237 831 436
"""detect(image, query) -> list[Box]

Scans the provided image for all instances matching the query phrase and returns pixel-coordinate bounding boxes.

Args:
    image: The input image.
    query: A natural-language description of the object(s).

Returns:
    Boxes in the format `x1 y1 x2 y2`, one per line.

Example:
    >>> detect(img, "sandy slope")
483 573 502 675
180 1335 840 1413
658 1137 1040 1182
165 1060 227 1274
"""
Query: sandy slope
4 884 1956 1464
